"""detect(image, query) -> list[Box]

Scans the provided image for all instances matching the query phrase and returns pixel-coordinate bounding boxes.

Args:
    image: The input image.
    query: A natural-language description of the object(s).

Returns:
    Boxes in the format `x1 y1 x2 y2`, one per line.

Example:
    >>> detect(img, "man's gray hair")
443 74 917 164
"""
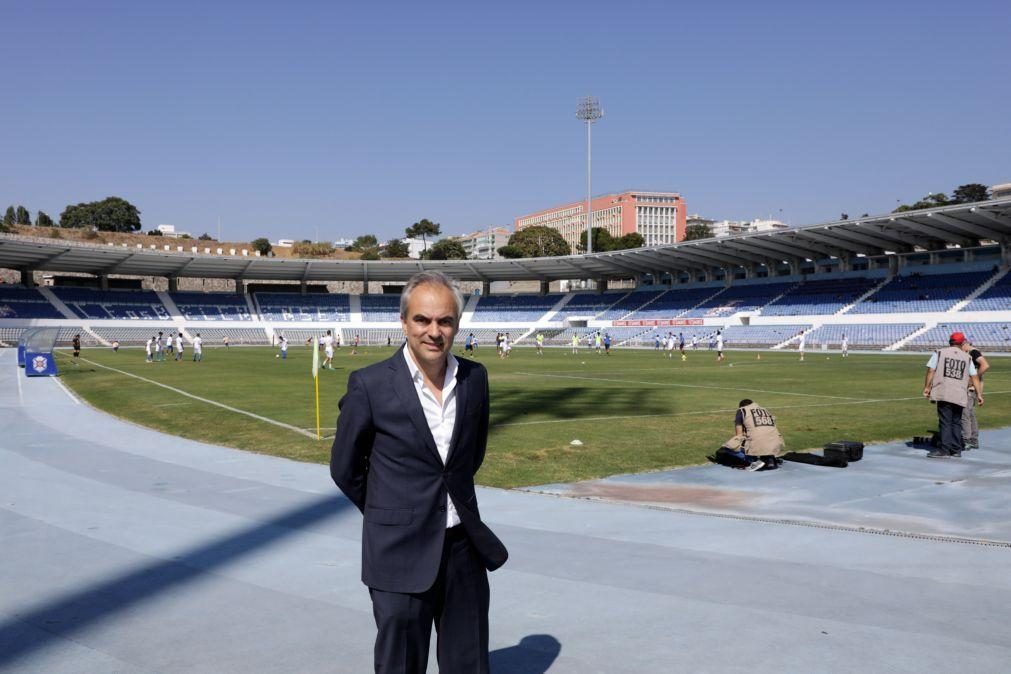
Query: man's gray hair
400 271 465 319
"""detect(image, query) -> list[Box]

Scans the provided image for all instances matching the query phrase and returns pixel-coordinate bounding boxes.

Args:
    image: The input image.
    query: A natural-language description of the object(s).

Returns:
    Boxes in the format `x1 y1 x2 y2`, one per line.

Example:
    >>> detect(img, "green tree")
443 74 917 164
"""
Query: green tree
423 238 468 260
3 206 14 226
360 248 381 261
951 183 990 204
382 239 411 259
60 196 142 232
198 233 214 240
577 227 615 253
15 205 31 225
496 244 523 259
405 218 441 253
35 211 55 227
346 234 379 252
147 229 163 236
504 226 570 257
613 232 645 250
251 237 273 255
683 223 714 241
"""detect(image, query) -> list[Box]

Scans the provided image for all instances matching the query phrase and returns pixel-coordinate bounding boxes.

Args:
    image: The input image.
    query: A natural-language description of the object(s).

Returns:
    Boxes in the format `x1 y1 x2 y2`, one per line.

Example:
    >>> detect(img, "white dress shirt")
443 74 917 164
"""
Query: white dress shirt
402 346 461 528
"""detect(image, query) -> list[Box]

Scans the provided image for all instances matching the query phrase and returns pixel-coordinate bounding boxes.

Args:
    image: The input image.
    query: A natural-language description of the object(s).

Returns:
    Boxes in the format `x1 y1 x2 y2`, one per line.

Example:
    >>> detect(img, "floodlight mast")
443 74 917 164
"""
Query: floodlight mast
576 97 602 255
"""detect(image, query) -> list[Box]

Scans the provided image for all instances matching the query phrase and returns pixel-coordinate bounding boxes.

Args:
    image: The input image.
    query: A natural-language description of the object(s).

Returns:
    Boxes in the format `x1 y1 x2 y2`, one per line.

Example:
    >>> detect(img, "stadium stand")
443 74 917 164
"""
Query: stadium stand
962 269 1011 312
722 324 811 347
355 328 406 346
360 295 402 322
623 287 726 320
50 287 171 320
90 326 178 345
470 295 562 322
254 292 351 322
170 292 253 321
804 323 923 348
682 283 796 318
554 292 630 320
601 289 667 320
0 285 64 319
762 277 881 316
905 322 1011 351
271 328 342 346
849 270 991 314
182 327 270 344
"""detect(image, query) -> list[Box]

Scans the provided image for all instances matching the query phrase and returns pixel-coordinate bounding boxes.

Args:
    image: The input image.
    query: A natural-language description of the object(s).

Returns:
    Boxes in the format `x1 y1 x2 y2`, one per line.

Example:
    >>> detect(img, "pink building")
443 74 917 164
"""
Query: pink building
514 190 687 253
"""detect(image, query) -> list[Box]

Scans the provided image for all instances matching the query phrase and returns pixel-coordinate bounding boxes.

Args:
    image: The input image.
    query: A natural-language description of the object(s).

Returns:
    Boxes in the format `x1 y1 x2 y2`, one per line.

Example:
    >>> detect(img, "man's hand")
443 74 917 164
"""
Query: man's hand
977 394 984 406
923 386 931 398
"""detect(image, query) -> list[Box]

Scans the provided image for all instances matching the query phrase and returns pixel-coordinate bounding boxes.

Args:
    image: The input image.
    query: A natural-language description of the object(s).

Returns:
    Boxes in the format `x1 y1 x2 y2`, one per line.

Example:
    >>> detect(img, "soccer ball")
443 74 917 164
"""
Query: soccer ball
729 363 734 367
275 354 279 358
581 361 586 365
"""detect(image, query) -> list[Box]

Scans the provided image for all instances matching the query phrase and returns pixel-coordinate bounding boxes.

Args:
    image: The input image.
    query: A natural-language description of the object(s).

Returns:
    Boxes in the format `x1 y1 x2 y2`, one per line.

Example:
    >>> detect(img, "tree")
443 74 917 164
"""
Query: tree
423 239 468 260
360 248 381 261
497 244 523 259
251 237 273 255
404 218 441 253
147 229 163 236
198 233 213 240
3 206 14 226
15 205 31 225
951 183 990 204
346 234 378 252
382 239 411 259
577 227 620 253
683 223 713 241
840 213 849 220
35 211 54 227
613 232 645 250
504 226 570 257
60 196 141 232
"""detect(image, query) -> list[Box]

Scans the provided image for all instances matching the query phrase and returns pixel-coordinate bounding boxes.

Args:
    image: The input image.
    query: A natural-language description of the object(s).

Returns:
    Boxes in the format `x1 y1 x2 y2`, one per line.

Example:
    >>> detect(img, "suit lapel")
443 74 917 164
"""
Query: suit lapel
389 353 441 460
446 360 467 465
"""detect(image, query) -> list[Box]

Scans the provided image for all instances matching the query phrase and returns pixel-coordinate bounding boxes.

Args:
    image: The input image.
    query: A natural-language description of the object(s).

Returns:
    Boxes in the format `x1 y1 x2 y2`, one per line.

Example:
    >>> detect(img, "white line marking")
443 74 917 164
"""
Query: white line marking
515 371 863 400
74 356 317 438
494 390 1011 427
15 360 24 406
52 377 82 405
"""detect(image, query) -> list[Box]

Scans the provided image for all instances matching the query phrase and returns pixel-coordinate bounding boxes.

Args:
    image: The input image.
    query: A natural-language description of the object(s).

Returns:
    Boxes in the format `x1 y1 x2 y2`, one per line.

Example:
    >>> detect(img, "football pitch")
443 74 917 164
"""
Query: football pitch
54 344 1010 488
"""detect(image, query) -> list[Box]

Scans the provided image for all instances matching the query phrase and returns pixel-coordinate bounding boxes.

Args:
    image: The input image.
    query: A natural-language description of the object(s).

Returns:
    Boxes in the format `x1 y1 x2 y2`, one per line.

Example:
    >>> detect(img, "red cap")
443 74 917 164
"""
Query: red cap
949 331 966 345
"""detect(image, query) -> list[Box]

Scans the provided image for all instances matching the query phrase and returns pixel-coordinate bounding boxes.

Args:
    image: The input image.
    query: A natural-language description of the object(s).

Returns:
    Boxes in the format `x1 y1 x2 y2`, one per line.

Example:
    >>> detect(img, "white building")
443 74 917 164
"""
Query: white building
451 227 511 260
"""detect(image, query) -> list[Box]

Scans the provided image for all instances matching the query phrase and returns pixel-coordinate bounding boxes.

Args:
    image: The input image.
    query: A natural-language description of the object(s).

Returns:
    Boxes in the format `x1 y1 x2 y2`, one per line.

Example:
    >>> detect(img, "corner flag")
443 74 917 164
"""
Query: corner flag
312 337 320 439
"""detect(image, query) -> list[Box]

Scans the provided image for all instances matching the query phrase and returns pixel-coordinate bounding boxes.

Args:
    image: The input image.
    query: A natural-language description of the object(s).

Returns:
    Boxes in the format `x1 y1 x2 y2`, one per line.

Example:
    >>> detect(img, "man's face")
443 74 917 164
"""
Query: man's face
402 283 459 370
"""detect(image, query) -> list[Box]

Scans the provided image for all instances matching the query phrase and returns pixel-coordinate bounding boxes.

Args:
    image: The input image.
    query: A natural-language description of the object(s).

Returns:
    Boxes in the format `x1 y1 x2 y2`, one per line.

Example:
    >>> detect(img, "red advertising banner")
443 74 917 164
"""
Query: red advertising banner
613 319 704 327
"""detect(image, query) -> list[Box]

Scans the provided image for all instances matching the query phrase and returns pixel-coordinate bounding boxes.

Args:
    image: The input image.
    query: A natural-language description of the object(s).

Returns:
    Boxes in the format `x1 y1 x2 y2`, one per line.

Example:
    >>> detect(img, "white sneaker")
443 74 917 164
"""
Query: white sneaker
746 459 765 472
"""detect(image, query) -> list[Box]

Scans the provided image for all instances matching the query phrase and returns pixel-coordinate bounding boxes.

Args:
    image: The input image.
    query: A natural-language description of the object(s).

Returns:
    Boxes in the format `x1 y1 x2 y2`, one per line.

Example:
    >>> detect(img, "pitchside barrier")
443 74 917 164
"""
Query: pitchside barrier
20 327 61 377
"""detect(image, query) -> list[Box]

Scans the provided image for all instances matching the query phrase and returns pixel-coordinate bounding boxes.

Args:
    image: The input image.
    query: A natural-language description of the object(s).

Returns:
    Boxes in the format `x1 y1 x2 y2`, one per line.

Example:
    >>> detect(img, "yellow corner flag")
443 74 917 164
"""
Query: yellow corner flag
311 337 321 439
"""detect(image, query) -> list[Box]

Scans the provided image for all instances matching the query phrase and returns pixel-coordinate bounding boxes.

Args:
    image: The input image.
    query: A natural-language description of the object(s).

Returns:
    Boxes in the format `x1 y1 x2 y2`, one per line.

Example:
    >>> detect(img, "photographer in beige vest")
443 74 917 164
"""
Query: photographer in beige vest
725 399 785 472
922 331 983 458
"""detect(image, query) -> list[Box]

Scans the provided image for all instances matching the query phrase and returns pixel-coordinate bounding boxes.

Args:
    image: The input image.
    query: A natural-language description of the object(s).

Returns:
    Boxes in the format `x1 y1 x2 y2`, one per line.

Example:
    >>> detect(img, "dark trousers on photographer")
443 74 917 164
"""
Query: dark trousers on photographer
936 401 965 456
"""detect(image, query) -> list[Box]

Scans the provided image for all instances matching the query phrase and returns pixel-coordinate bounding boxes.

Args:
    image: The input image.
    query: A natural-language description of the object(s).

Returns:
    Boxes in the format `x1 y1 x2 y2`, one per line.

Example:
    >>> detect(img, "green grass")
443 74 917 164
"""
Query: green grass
55 345 1011 489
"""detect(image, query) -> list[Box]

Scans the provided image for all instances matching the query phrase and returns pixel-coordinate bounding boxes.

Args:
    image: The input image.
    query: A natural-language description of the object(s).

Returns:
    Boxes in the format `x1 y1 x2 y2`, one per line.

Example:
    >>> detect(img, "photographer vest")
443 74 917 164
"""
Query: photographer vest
739 403 785 457
929 346 971 407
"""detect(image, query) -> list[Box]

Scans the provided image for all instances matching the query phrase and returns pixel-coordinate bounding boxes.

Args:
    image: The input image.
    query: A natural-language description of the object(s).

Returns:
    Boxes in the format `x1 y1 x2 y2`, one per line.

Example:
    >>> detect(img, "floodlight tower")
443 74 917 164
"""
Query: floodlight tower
576 96 603 255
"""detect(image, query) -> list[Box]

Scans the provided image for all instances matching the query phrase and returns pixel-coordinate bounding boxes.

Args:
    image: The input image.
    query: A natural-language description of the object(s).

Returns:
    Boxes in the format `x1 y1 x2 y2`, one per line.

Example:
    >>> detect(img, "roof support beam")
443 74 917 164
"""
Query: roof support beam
927 213 1002 240
738 237 814 260
793 230 883 256
100 253 139 276
824 226 907 250
889 218 967 245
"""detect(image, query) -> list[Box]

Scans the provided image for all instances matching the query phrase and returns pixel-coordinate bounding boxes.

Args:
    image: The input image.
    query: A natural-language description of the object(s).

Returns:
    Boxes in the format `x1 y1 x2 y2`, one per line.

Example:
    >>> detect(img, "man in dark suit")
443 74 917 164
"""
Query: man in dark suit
331 271 508 674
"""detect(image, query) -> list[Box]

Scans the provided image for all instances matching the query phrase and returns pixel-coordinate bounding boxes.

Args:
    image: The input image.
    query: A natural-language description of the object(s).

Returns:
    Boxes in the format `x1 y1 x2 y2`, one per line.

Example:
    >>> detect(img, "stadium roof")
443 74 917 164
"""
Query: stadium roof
2 198 1010 284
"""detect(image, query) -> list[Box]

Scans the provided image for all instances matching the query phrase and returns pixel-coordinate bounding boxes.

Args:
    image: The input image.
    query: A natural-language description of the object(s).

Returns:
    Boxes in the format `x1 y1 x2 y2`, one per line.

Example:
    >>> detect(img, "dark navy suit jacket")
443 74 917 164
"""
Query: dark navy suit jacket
330 350 508 593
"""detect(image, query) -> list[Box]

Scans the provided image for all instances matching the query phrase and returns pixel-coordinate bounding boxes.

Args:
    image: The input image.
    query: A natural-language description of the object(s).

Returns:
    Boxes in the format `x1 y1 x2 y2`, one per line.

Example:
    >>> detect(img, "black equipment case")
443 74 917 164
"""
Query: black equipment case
824 440 864 462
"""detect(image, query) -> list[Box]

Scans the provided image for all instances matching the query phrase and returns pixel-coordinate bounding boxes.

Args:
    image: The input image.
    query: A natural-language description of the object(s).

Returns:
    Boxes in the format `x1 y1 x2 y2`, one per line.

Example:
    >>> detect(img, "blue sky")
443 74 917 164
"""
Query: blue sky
3 0 1008 242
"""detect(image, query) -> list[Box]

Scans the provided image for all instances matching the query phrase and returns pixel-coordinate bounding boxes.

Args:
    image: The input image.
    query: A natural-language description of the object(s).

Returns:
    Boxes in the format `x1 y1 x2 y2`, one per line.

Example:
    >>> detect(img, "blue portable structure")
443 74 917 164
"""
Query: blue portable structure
16 328 42 368
21 327 61 377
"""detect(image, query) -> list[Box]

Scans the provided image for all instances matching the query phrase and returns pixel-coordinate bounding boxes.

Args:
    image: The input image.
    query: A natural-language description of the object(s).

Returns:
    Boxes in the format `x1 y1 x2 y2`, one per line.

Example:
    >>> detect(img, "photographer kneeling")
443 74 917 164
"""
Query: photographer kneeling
719 399 786 472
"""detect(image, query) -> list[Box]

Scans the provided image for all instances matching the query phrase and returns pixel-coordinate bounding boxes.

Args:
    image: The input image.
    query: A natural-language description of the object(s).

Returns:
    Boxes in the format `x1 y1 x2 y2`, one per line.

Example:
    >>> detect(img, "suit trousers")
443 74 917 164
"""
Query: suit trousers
936 401 965 456
370 526 490 674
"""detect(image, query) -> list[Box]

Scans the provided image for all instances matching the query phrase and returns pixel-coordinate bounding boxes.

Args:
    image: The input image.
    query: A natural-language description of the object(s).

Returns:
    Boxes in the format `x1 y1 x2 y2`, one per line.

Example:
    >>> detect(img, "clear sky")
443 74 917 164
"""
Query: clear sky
3 0 1009 243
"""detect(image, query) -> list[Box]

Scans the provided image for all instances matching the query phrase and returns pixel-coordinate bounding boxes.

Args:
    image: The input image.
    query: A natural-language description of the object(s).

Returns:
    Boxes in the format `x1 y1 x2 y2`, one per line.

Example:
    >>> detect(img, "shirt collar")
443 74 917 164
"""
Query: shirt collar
402 344 458 389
